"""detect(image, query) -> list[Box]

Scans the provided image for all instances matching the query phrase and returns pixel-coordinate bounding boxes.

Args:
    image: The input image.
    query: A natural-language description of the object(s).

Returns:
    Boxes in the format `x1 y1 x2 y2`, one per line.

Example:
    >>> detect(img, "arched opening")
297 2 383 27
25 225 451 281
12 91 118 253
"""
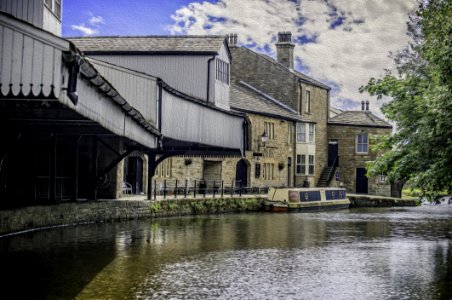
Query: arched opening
235 159 249 187
124 155 144 194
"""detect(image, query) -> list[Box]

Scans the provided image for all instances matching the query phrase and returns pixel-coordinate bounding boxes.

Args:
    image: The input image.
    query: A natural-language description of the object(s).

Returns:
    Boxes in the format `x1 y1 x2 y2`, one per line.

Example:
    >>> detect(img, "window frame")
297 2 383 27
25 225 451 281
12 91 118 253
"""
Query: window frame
308 155 315 175
305 90 311 113
264 122 275 140
356 132 369 154
215 58 230 85
296 155 306 175
296 123 306 143
308 123 315 143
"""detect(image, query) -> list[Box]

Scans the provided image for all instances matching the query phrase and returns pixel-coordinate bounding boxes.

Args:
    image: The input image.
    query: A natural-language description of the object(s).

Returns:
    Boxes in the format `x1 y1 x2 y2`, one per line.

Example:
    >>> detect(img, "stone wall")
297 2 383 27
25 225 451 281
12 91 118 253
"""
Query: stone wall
327 124 392 195
152 112 294 189
0 197 265 236
230 46 329 186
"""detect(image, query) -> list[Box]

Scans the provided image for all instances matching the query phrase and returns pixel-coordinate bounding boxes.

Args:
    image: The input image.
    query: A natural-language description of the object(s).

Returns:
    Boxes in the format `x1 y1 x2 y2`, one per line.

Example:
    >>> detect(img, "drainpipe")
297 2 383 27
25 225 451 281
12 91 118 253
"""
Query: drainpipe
66 54 80 105
206 56 216 103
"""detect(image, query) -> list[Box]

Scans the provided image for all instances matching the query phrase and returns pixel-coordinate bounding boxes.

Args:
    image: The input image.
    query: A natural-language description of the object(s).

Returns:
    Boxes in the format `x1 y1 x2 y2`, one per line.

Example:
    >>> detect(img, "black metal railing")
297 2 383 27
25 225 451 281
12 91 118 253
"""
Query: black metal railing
326 156 339 184
150 179 269 200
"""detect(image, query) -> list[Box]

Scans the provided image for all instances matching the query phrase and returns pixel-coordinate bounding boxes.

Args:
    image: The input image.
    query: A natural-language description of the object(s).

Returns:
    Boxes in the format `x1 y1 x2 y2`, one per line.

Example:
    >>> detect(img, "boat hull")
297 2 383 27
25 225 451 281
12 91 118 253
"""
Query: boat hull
265 187 350 212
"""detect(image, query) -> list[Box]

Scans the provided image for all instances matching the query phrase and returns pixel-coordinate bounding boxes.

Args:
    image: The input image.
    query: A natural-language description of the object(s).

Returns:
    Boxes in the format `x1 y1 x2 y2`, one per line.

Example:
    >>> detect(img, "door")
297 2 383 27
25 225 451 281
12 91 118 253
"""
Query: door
328 140 338 166
356 168 368 194
235 159 248 187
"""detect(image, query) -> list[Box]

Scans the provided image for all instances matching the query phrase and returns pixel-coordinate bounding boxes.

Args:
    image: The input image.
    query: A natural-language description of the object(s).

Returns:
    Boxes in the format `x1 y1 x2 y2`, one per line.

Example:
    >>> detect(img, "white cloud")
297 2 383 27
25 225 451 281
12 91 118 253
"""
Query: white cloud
71 24 98 36
89 15 105 26
167 0 417 116
71 13 104 36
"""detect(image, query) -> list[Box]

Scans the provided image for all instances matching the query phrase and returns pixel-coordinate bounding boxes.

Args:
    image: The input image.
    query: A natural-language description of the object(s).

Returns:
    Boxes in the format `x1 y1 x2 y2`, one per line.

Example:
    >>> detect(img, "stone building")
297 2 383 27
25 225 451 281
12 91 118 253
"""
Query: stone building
227 32 330 187
327 102 392 196
153 32 393 196
153 80 305 191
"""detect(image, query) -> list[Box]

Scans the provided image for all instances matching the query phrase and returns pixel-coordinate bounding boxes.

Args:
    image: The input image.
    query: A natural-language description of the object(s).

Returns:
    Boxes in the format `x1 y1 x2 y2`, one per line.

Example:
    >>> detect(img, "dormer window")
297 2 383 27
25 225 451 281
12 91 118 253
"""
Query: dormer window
216 59 229 85
44 0 61 19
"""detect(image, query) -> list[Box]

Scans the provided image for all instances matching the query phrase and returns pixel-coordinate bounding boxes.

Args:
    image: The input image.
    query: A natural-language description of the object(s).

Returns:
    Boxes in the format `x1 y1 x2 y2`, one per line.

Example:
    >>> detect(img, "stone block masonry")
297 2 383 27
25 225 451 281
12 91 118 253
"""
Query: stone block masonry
0 197 266 236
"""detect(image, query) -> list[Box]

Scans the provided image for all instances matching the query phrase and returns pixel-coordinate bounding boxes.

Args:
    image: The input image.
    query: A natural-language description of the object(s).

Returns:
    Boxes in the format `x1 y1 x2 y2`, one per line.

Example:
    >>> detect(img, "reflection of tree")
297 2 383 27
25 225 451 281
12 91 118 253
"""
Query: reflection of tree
434 241 452 299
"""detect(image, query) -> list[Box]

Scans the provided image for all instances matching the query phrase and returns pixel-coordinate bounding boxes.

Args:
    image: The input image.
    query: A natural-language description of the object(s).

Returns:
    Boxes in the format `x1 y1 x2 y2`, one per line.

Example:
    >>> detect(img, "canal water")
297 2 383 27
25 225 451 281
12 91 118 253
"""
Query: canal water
1 206 451 299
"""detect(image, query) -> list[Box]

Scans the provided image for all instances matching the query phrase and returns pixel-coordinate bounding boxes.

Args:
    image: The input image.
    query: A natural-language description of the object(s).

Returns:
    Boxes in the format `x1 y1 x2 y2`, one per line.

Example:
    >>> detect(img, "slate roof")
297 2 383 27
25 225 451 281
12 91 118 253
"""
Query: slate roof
230 81 306 122
328 111 392 128
68 35 228 54
237 46 330 90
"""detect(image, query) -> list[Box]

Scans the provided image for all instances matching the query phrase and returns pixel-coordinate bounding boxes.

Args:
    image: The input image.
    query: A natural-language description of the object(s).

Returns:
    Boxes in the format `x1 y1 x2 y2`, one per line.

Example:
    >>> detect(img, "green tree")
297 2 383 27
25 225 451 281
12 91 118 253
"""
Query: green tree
360 0 452 199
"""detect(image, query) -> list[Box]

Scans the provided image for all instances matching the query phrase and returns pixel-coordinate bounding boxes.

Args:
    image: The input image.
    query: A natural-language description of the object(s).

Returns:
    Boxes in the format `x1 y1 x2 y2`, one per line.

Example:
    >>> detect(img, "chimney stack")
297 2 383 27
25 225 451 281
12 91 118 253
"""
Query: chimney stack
276 31 295 69
227 33 238 47
366 100 369 111
361 101 365 111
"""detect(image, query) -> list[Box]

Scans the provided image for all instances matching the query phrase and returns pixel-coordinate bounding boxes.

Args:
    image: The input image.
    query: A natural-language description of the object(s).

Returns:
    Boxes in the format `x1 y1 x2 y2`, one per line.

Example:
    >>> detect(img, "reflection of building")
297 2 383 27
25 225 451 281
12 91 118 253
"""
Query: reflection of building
327 101 392 196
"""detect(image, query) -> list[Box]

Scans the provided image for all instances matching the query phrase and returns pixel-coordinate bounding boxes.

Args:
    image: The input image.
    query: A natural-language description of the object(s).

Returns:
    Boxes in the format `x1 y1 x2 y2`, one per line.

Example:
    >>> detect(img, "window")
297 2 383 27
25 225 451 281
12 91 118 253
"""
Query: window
296 155 306 175
264 122 275 140
308 123 315 143
255 163 261 178
356 133 369 153
157 158 172 178
44 0 62 19
263 163 274 180
215 59 229 84
296 123 306 143
305 90 311 113
308 155 315 175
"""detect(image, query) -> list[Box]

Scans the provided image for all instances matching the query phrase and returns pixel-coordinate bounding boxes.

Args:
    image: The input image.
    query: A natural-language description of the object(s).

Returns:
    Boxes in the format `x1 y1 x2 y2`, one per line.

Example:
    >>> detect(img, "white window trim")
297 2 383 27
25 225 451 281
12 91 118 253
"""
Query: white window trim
356 133 369 154
296 154 306 175
296 123 306 143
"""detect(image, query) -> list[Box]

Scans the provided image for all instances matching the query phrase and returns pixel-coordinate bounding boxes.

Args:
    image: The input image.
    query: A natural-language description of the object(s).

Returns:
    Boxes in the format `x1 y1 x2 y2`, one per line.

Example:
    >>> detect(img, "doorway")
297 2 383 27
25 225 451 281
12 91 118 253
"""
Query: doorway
328 140 338 166
356 168 368 194
124 157 143 194
235 159 248 187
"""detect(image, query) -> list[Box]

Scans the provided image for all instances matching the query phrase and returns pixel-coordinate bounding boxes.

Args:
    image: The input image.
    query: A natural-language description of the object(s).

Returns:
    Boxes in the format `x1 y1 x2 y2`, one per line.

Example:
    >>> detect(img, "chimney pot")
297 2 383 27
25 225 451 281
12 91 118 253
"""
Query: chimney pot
361 101 365 111
366 101 369 111
276 31 294 68
227 33 238 47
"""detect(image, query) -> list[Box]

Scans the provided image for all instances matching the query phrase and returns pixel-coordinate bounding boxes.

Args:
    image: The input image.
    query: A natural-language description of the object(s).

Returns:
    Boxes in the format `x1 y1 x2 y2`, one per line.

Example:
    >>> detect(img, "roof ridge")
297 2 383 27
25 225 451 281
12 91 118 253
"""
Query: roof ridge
67 35 226 39
238 81 299 114
237 46 330 90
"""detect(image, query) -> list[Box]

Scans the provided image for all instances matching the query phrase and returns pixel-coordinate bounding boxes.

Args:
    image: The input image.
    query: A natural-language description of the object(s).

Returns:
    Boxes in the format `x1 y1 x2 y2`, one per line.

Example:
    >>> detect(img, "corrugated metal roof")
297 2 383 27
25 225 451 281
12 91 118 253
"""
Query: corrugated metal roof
68 35 227 53
231 81 305 122
328 111 392 128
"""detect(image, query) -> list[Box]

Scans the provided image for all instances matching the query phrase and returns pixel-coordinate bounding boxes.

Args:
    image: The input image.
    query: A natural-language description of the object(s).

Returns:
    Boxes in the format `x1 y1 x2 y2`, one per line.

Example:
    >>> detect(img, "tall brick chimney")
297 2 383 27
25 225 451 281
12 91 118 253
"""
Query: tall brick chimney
276 31 295 69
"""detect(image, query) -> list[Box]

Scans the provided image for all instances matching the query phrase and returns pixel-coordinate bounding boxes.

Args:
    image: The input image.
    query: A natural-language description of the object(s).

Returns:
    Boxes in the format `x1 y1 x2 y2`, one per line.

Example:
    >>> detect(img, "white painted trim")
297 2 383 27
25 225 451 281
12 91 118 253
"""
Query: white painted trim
0 12 68 50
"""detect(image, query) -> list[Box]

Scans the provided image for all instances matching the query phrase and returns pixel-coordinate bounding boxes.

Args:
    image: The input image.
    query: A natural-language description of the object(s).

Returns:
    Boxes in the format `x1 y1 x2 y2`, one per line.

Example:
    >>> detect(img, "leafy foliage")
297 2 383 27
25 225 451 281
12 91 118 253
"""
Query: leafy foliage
360 0 452 197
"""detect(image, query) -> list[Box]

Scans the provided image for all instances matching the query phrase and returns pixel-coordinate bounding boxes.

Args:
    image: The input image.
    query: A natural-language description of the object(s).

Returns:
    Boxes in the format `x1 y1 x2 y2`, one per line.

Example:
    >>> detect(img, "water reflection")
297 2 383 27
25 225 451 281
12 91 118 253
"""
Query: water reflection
0 207 451 299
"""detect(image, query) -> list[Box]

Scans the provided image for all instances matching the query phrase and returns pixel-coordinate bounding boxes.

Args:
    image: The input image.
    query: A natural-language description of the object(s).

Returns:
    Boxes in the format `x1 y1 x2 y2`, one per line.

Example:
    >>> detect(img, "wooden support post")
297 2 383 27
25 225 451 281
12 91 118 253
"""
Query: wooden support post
90 136 98 200
72 136 80 202
147 153 157 200
49 134 57 202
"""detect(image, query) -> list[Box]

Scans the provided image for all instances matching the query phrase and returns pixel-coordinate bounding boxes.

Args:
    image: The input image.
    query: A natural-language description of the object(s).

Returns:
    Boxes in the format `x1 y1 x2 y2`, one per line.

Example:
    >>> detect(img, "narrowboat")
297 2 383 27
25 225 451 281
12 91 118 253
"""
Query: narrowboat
264 187 350 212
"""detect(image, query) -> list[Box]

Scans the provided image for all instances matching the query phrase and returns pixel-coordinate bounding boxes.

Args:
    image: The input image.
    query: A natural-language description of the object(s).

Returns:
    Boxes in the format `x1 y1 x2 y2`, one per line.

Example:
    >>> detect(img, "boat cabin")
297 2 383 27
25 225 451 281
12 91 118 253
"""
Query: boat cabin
266 187 350 212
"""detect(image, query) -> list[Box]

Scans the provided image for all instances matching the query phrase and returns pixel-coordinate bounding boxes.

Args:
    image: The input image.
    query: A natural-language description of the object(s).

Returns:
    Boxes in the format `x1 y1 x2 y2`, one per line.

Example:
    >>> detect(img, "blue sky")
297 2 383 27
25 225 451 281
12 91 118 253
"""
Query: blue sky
63 0 416 113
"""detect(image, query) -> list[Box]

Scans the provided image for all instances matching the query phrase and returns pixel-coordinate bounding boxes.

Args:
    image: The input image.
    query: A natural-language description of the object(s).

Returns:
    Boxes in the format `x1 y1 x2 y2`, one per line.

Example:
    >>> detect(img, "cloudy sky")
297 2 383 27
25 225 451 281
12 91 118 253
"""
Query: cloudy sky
63 0 417 114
